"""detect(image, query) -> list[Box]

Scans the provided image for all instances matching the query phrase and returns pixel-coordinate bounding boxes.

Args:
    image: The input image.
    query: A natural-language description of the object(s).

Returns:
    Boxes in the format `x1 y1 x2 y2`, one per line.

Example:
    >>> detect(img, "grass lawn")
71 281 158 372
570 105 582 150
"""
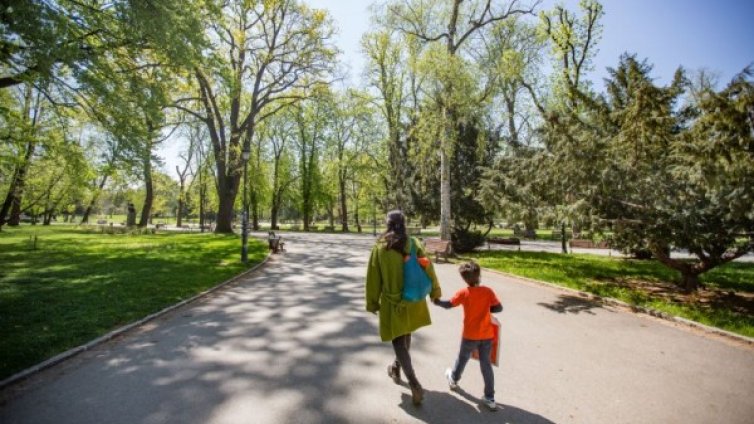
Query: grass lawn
0 225 267 380
465 250 754 338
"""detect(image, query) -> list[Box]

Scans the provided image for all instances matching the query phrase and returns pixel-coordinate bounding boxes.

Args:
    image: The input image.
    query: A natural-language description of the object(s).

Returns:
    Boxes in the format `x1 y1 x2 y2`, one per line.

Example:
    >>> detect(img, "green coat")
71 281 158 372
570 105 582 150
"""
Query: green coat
365 237 442 342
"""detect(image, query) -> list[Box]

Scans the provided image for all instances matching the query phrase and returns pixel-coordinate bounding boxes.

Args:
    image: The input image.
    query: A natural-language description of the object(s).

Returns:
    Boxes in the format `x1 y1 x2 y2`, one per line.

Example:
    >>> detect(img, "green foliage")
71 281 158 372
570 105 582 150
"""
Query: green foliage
544 54 754 289
451 227 487 253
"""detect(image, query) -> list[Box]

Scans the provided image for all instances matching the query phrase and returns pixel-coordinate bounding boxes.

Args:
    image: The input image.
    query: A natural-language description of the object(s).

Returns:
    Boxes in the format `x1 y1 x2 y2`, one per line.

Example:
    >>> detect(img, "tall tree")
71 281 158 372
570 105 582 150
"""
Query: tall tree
562 55 753 291
326 90 378 232
174 0 336 233
385 0 539 242
175 126 197 228
293 93 328 231
0 83 44 228
260 110 297 230
362 29 413 210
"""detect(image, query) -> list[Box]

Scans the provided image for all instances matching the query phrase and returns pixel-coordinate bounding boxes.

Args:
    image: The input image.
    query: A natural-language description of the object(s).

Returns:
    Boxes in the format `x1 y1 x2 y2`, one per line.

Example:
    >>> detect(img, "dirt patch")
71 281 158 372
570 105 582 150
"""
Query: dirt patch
610 277 754 316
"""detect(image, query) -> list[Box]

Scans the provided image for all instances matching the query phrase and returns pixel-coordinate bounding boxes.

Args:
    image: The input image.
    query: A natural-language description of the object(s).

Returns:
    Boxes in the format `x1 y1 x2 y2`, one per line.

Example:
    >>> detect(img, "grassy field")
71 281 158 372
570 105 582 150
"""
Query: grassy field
466 250 754 337
0 225 267 380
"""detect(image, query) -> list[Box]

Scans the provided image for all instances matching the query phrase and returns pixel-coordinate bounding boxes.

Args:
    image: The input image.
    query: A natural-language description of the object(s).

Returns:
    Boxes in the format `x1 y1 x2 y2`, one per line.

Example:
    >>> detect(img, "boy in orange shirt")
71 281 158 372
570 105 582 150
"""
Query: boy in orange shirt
433 261 502 411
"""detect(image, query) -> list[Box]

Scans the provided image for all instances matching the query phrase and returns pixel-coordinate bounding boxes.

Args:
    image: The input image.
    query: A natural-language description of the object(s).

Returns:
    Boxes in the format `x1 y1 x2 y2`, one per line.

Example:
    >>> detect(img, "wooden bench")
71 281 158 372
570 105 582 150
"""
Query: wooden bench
423 238 450 263
155 223 166 230
569 239 610 249
96 219 108 225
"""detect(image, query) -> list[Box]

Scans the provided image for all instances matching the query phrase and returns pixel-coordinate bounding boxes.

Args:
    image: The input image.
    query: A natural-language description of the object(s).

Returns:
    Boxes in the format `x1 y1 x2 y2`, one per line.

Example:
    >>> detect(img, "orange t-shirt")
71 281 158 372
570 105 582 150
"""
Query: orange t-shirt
450 285 501 340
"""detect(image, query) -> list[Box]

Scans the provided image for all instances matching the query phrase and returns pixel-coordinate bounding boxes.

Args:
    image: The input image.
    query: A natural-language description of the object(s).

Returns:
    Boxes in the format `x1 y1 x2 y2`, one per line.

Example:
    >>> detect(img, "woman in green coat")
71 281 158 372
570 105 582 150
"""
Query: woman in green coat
365 210 442 405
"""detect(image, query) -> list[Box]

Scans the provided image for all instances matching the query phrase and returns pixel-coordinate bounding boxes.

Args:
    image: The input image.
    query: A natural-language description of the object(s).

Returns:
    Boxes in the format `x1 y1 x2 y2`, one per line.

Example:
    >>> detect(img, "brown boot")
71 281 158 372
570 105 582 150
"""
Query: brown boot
410 382 424 406
387 363 401 384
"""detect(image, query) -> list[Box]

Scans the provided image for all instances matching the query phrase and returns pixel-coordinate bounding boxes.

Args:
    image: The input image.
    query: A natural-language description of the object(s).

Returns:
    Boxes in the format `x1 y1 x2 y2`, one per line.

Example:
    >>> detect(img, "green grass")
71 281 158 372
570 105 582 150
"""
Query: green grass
466 250 754 337
0 224 267 380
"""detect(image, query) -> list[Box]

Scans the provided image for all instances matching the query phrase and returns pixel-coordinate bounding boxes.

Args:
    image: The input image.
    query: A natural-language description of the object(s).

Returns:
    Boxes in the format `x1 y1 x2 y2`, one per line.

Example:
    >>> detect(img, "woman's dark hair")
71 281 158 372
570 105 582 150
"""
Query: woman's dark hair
381 210 407 253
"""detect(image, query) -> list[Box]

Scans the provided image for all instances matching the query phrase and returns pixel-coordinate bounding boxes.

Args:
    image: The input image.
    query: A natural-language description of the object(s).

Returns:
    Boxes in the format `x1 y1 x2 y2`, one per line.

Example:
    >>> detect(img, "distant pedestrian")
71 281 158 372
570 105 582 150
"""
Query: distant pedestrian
433 261 503 410
365 210 442 405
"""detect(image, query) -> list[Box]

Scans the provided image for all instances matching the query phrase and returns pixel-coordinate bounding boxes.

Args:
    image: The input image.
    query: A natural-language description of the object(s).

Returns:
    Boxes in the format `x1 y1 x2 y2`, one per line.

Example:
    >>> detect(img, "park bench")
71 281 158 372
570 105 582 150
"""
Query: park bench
486 237 521 250
407 227 422 235
155 223 166 230
268 231 285 253
96 219 108 225
569 239 611 249
423 238 450 263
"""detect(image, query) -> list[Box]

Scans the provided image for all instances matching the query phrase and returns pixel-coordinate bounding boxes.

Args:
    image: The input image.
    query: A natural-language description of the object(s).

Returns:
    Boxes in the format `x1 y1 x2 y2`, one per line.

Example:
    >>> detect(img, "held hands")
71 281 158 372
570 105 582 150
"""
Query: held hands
432 298 453 309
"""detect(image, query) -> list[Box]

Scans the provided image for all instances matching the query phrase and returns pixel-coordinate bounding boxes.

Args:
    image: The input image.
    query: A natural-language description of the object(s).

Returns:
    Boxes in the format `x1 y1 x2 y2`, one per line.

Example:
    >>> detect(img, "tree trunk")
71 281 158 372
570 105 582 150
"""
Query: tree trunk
270 202 279 230
327 201 334 228
176 185 184 228
439 134 452 242
8 198 22 226
1 85 36 229
681 272 700 292
251 190 259 231
199 181 206 233
138 157 153 227
354 200 362 233
215 174 239 233
81 174 109 224
339 177 349 232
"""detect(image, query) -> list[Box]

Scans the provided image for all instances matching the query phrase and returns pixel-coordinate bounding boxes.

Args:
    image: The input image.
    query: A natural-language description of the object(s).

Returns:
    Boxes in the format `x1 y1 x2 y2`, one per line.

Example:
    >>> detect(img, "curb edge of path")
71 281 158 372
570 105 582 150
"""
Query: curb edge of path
0 253 273 391
482 267 754 347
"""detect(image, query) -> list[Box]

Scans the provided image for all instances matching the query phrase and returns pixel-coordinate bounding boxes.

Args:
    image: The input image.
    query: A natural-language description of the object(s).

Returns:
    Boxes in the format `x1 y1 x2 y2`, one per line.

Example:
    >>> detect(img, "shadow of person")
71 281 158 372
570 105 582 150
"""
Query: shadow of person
398 387 555 424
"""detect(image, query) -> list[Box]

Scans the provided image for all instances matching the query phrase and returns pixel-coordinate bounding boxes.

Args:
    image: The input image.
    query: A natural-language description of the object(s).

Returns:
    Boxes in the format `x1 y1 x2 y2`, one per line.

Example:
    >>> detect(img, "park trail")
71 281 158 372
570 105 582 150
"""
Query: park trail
1 232 752 423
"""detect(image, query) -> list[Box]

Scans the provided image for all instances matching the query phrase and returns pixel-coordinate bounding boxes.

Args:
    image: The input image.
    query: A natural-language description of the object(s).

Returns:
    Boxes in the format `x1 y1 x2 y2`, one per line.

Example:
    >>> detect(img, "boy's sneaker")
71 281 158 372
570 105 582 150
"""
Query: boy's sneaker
445 368 458 390
387 363 401 384
482 397 497 411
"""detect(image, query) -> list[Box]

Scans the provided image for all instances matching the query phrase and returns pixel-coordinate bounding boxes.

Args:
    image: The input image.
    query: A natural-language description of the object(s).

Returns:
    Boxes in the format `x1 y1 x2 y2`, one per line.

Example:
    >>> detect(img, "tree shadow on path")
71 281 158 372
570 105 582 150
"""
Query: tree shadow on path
538 294 607 315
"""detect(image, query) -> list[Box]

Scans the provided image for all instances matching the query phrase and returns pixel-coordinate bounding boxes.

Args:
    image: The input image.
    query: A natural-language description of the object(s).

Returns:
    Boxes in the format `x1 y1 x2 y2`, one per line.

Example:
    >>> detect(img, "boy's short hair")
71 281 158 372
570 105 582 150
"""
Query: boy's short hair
458 261 481 286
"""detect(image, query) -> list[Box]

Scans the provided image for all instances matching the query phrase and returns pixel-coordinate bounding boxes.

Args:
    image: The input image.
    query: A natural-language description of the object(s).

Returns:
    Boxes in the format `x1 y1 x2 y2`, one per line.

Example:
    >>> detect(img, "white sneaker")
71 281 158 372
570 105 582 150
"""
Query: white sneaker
445 368 458 390
483 397 497 411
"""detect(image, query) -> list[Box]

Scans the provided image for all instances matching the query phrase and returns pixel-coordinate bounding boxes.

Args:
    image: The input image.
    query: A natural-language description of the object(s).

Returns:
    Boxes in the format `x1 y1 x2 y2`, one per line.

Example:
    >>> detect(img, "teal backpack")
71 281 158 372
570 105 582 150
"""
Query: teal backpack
402 238 432 302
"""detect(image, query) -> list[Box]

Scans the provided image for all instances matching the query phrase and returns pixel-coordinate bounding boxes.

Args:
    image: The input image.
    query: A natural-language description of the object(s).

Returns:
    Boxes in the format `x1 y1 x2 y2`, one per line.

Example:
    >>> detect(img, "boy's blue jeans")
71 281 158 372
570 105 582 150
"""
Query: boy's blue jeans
451 338 494 399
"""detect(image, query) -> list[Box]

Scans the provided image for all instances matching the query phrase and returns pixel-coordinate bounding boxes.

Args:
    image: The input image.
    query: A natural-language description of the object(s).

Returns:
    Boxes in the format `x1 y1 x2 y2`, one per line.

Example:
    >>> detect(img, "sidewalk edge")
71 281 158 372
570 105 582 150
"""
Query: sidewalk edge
483 268 754 346
0 254 272 390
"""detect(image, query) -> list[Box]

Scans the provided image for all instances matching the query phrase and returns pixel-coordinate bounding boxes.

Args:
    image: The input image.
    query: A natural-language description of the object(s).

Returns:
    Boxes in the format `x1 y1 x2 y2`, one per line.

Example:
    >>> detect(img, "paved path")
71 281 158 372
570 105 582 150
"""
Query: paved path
1 233 752 423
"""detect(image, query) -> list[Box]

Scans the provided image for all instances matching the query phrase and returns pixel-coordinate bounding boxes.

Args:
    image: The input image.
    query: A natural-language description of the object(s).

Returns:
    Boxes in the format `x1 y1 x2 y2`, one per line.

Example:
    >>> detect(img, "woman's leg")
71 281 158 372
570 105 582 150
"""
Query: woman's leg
451 339 477 382
391 334 419 386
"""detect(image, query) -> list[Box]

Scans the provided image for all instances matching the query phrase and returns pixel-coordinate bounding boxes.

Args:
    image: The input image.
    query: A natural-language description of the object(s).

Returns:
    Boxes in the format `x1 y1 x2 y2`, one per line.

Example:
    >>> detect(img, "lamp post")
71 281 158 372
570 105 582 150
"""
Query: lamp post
241 148 250 263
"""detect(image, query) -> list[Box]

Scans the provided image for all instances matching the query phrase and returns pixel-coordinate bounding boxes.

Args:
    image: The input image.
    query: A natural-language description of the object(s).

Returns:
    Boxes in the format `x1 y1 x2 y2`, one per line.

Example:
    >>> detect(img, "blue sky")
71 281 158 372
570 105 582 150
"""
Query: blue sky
159 0 754 175
308 0 754 87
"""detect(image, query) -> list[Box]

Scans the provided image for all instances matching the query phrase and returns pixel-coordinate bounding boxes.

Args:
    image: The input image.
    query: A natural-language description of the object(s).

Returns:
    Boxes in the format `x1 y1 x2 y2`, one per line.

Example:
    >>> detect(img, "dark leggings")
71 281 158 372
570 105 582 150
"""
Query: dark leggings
392 333 419 386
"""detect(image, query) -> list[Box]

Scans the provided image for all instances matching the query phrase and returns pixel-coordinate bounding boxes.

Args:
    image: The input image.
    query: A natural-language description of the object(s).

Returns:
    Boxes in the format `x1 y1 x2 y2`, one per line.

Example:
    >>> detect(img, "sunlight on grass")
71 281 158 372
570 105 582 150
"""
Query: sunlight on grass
0 225 267 380
468 250 754 338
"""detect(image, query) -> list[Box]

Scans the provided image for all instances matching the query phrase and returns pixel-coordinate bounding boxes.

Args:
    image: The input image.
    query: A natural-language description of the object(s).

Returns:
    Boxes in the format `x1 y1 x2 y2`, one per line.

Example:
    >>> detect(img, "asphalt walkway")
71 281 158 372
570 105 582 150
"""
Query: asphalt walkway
1 233 752 423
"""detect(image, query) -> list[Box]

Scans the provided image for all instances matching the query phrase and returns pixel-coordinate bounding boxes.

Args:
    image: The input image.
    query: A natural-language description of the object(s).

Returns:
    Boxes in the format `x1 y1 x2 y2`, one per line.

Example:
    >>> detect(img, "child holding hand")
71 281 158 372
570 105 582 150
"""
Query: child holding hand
433 261 503 411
